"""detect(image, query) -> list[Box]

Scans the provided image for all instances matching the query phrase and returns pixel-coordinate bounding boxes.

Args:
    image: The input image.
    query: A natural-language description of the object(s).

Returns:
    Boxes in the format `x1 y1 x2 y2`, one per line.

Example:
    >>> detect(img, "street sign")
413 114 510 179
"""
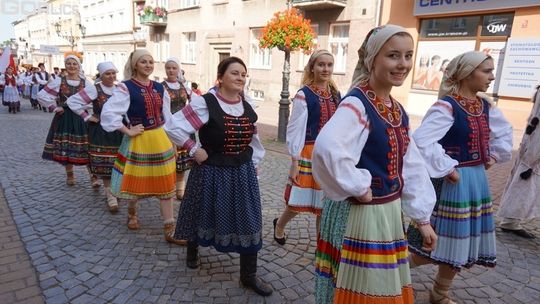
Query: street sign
39 45 60 55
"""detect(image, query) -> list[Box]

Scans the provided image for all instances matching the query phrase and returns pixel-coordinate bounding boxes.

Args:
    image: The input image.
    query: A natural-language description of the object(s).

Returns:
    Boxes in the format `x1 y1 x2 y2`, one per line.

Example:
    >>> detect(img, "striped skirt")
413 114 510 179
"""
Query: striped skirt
315 198 413 304
284 143 324 215
111 127 176 199
408 165 496 269
42 107 89 165
87 121 123 178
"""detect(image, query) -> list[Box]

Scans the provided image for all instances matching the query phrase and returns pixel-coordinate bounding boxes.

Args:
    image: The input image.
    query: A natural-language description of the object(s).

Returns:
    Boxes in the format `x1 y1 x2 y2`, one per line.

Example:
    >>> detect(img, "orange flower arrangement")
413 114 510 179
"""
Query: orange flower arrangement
259 8 315 53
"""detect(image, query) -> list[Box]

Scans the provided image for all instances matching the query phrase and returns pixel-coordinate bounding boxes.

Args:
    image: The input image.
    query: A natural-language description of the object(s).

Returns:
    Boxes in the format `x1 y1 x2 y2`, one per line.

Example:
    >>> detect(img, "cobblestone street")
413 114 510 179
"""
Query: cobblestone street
1 101 540 303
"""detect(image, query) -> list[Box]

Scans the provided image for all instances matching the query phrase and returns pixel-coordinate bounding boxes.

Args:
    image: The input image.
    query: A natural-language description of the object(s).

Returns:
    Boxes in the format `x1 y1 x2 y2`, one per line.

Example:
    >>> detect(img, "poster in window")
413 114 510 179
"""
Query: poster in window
412 40 476 91
479 41 506 94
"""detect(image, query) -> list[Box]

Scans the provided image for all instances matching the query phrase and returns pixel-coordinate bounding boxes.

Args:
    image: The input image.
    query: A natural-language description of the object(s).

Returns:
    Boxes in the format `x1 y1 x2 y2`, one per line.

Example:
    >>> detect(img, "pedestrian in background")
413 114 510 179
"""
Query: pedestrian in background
162 57 193 201
311 24 437 304
408 51 513 304
100 49 184 245
498 85 540 239
2 66 21 114
273 49 340 245
38 55 95 187
165 56 272 296
67 61 124 213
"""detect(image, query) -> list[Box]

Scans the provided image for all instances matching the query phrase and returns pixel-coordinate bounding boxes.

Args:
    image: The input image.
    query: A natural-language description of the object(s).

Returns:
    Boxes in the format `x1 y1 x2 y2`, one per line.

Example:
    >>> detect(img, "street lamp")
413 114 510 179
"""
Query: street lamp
54 20 85 51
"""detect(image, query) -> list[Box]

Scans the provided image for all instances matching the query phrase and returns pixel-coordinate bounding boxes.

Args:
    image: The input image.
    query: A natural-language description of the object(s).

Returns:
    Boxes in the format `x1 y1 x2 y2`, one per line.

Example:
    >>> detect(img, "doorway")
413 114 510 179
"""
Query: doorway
219 52 230 62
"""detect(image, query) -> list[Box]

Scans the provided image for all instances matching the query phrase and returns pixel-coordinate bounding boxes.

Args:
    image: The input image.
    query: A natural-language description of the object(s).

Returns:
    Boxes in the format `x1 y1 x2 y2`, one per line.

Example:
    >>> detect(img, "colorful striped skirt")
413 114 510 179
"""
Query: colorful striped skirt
315 198 413 304
42 107 89 165
87 121 123 178
111 127 176 199
284 143 324 215
408 165 496 269
174 161 263 254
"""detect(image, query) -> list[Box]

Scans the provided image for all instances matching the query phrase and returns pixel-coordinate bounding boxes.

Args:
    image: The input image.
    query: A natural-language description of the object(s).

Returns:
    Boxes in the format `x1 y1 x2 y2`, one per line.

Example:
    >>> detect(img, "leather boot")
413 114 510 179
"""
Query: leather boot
240 253 273 296
186 241 199 269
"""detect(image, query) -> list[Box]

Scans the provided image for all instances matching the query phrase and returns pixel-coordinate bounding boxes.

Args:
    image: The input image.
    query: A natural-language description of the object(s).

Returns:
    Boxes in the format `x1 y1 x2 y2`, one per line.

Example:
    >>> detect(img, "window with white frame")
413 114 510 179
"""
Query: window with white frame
183 32 197 63
156 0 169 9
153 34 169 62
180 0 199 8
328 24 349 73
249 28 271 69
297 24 319 70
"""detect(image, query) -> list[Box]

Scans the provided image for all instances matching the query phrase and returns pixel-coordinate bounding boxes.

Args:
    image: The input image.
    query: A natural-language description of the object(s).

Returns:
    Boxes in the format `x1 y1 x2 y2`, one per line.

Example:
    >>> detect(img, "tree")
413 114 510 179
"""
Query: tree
259 6 315 142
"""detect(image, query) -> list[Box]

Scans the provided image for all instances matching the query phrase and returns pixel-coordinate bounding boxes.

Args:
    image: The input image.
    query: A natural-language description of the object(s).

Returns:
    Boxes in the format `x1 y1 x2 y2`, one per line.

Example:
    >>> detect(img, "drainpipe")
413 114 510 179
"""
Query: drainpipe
375 0 382 27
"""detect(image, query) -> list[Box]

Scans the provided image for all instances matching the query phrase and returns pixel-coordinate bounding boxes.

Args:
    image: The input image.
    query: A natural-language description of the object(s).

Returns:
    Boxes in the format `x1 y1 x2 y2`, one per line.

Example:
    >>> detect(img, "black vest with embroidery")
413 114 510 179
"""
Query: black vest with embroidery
92 84 112 117
162 81 189 114
58 77 85 107
199 93 257 167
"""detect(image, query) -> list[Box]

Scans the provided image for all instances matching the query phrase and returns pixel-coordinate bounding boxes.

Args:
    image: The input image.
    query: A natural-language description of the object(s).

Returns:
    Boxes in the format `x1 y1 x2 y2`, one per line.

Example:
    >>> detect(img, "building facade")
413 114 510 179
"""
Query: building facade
80 0 142 79
381 0 540 130
138 0 379 111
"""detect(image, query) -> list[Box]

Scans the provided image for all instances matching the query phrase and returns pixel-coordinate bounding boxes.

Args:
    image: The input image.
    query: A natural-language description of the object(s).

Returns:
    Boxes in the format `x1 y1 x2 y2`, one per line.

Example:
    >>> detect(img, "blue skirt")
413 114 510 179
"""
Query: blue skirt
408 165 496 269
174 161 263 254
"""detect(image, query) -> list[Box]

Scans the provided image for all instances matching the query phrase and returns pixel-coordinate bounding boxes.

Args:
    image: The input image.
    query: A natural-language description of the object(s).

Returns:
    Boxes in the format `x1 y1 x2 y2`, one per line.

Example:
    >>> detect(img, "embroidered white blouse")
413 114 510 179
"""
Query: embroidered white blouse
37 77 92 111
312 95 436 222
100 81 172 132
66 83 114 121
412 99 513 178
164 91 265 167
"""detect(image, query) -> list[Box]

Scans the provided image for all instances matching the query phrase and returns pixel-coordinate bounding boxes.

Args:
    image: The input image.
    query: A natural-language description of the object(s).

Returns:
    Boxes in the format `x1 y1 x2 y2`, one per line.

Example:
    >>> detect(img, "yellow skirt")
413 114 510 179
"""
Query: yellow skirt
111 127 176 199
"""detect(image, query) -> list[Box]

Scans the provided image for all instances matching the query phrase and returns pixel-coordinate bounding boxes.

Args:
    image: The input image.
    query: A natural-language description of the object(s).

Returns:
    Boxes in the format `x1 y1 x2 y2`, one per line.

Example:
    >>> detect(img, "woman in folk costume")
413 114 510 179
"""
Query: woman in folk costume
165 57 272 296
3 66 21 114
273 50 340 245
311 24 438 304
408 51 513 304
497 86 540 239
30 67 40 109
161 57 194 200
38 55 97 187
100 49 183 245
67 62 124 213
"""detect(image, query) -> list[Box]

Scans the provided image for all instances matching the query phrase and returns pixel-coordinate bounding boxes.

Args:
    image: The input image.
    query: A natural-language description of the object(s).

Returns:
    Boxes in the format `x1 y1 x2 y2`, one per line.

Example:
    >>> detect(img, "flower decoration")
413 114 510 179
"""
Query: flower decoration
154 7 167 17
259 8 315 53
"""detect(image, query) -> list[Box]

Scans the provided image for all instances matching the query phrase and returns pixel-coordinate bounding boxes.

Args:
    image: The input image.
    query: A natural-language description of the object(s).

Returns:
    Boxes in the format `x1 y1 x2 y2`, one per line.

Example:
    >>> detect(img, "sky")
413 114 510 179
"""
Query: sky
1 0 44 42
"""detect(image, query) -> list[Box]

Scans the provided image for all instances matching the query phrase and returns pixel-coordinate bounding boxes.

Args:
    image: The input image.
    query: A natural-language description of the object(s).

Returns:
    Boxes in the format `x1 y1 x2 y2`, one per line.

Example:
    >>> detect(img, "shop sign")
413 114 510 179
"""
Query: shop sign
480 13 513 36
420 16 479 38
498 38 540 99
415 0 540 16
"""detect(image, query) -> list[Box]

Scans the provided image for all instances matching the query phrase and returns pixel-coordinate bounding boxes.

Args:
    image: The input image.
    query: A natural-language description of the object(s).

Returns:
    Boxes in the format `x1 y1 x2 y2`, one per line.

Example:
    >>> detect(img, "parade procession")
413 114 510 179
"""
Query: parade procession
1 1 540 303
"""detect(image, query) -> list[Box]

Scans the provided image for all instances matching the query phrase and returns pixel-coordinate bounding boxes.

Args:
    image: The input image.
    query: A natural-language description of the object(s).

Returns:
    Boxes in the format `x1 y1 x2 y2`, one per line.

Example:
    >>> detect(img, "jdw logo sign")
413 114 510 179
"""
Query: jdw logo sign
487 22 507 34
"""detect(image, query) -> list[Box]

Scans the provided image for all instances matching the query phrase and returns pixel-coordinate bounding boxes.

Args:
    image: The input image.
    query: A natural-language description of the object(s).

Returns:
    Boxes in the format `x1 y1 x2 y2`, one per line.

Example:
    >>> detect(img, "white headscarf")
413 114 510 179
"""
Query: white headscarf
350 24 411 89
97 61 118 75
165 57 185 83
64 55 85 79
123 49 152 79
438 51 491 99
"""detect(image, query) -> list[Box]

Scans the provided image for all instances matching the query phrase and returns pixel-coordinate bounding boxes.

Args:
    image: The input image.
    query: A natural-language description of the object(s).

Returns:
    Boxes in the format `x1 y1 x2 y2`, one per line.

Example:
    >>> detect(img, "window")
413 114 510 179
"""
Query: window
328 24 349 73
180 0 199 8
183 32 197 63
249 28 271 69
297 24 319 70
153 34 169 62
156 0 169 9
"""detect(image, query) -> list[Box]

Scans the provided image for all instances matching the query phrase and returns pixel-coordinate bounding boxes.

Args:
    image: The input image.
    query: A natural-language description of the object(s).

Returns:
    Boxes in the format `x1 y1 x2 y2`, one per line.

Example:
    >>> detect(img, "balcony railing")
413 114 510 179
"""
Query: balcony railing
291 0 347 10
